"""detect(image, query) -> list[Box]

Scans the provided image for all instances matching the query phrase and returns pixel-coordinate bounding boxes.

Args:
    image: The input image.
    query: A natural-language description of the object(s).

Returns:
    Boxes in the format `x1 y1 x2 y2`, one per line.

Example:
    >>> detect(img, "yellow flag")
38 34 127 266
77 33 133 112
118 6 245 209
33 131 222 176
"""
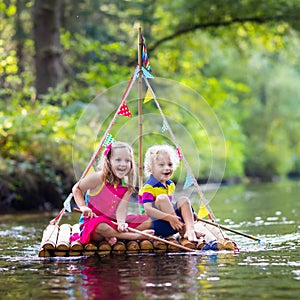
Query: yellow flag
143 88 154 103
198 202 209 218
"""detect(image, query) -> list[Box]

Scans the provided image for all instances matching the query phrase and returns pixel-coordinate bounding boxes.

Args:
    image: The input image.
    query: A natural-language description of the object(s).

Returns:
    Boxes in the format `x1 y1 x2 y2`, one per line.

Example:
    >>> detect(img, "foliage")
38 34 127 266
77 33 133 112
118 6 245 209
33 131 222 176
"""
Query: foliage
0 99 79 210
1 0 300 209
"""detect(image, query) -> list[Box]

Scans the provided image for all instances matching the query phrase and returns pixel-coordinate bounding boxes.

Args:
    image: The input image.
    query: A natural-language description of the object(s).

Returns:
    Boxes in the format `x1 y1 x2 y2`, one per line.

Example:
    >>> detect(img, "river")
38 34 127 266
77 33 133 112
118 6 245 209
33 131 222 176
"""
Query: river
0 180 299 299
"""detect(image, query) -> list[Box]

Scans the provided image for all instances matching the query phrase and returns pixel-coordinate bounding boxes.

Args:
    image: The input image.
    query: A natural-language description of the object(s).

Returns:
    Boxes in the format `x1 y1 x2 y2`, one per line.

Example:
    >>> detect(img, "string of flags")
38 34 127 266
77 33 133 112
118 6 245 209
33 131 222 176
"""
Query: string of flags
142 35 152 72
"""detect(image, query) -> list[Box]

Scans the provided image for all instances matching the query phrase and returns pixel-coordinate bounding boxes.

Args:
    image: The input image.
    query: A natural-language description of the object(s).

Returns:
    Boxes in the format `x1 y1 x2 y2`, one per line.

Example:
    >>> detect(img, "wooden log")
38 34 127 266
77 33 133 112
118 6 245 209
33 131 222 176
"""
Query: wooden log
56 224 71 251
112 241 126 254
139 240 154 253
97 240 111 255
179 238 196 250
38 248 52 257
153 240 167 252
54 251 67 257
166 237 181 251
126 240 140 252
40 224 59 250
70 224 83 251
98 240 112 251
82 251 96 256
222 239 236 250
197 239 206 250
69 251 82 256
85 242 98 251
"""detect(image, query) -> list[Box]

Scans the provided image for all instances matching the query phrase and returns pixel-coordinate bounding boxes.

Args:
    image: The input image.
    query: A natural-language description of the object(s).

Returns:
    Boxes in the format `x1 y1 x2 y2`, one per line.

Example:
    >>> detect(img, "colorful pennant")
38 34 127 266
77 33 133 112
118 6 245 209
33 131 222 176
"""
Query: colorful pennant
63 194 73 213
198 202 209 218
134 66 154 79
103 133 115 146
142 35 152 72
183 173 194 189
144 88 154 103
176 147 183 159
117 102 132 118
161 122 168 132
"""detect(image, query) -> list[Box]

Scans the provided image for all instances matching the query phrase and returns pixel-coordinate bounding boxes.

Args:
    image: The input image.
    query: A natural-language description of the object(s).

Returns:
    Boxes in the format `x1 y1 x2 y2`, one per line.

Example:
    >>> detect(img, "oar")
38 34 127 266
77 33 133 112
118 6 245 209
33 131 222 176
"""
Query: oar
196 217 261 243
73 208 195 252
111 221 196 252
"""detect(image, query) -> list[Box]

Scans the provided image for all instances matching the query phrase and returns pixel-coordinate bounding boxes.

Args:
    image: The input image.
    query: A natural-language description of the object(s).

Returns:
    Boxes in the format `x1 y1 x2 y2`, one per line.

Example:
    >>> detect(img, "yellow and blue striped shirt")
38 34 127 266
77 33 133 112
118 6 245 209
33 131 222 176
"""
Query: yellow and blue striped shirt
138 175 175 214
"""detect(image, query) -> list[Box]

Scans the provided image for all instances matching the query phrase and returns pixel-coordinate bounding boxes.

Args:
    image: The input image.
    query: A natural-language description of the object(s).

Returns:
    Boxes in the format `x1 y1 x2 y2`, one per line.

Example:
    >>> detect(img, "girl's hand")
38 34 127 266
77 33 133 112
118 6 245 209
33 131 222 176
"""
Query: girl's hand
168 215 184 231
117 222 129 232
80 206 96 219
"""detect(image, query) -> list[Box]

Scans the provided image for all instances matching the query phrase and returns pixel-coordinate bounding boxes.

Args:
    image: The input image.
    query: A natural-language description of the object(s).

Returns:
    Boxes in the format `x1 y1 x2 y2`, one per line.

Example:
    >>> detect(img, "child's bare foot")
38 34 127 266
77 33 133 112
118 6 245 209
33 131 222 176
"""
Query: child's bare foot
184 230 199 242
106 236 117 246
143 229 155 236
137 229 155 239
195 231 205 239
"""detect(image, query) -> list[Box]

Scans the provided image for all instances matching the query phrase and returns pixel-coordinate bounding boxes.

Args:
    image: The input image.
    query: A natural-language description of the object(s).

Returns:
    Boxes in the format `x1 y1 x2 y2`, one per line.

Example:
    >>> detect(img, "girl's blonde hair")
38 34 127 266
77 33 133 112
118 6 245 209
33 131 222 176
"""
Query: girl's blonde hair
98 141 136 192
144 144 179 178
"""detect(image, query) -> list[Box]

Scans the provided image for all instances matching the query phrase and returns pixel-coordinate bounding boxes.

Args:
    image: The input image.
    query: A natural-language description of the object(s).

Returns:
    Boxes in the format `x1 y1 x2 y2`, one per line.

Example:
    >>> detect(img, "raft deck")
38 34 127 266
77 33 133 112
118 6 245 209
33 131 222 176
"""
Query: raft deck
38 223 236 257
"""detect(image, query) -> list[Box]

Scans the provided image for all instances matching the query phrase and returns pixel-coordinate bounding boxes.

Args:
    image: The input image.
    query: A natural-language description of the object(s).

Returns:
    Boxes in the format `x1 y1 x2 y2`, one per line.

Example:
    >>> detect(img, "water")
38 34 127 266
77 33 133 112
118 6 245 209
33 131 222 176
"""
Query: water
0 180 299 299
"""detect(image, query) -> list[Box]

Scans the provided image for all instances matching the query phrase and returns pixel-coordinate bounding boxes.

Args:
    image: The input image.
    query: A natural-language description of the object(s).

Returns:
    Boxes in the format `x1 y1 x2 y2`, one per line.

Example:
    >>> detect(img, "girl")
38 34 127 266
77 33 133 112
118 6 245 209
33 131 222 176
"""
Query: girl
72 141 154 246
138 144 200 242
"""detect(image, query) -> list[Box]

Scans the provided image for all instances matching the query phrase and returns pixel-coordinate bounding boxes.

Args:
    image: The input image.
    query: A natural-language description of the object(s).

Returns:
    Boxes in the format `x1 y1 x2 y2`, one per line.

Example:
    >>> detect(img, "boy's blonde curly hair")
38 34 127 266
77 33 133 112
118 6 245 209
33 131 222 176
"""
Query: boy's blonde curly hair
144 144 180 178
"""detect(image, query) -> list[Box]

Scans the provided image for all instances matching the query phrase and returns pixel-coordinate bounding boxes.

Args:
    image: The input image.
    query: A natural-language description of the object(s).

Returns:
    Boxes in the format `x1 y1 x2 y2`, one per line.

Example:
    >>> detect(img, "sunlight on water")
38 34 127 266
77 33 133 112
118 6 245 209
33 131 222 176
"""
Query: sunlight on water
0 181 299 299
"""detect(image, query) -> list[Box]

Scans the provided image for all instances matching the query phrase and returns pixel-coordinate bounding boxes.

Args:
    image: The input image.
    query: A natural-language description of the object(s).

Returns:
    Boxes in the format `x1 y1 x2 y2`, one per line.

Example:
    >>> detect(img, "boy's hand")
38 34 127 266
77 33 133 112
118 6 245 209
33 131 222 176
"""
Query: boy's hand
168 215 184 231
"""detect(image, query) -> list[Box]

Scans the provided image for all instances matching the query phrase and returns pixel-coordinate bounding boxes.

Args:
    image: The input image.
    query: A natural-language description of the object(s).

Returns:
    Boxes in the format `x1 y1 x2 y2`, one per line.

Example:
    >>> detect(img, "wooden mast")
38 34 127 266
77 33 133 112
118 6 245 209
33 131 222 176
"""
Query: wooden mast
137 27 143 189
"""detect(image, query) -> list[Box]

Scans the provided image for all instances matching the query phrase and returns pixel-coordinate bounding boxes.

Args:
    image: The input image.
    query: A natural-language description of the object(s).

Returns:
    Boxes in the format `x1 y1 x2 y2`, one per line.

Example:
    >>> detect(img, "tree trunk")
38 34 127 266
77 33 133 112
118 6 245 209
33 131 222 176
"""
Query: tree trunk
33 0 63 98
15 0 24 76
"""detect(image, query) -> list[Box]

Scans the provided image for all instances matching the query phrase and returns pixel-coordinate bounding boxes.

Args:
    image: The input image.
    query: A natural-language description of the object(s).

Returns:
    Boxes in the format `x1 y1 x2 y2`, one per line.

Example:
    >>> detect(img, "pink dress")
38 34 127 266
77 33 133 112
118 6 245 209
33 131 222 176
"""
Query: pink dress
73 179 149 244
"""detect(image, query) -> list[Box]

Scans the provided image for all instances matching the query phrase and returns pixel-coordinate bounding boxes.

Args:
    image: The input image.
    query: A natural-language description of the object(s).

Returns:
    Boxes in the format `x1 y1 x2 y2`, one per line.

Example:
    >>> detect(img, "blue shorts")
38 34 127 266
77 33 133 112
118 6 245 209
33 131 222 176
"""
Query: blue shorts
150 203 183 237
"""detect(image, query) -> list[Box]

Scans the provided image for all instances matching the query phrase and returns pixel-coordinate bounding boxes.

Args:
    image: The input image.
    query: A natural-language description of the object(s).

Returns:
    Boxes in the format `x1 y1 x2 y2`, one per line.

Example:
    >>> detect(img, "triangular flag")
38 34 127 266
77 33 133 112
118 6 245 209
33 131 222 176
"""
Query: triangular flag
63 194 73 213
134 66 154 79
198 202 209 218
161 122 168 132
142 67 154 78
144 88 154 103
183 173 194 189
142 35 152 72
117 102 132 118
176 147 183 159
103 133 115 146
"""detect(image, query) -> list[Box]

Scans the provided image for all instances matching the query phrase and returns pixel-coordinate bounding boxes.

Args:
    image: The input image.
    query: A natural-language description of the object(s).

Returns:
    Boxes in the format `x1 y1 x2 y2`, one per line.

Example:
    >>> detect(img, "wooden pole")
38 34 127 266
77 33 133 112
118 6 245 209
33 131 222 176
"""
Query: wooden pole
196 218 261 242
138 27 143 189
112 221 195 252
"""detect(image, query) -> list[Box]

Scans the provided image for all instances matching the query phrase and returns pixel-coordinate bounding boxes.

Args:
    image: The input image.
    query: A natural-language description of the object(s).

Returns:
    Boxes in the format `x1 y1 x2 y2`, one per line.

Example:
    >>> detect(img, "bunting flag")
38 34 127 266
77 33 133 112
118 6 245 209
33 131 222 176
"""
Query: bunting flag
142 35 152 72
161 122 168 132
198 202 210 218
144 88 154 103
176 147 183 159
183 173 194 189
134 66 154 79
63 194 73 213
117 102 132 118
103 133 115 146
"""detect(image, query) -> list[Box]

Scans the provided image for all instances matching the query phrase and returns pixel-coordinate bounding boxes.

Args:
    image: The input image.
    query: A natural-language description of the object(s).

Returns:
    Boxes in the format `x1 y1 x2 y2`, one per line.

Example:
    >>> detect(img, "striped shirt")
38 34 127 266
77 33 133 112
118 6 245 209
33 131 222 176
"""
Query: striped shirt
138 175 175 209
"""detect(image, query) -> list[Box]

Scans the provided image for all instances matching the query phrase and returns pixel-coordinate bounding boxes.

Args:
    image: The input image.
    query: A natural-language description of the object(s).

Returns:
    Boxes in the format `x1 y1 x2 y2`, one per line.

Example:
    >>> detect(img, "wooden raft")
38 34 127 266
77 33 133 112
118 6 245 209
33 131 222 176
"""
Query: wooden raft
38 223 199 257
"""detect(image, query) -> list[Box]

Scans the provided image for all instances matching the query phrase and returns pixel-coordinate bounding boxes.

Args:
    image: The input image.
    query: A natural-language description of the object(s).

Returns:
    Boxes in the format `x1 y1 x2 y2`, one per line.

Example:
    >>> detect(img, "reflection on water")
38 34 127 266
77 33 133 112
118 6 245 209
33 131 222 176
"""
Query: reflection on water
0 181 299 299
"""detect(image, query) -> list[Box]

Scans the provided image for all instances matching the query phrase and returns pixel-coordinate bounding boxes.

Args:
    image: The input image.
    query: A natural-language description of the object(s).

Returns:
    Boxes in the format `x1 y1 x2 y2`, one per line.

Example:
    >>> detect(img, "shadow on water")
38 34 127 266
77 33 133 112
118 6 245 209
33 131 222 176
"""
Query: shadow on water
0 180 299 299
